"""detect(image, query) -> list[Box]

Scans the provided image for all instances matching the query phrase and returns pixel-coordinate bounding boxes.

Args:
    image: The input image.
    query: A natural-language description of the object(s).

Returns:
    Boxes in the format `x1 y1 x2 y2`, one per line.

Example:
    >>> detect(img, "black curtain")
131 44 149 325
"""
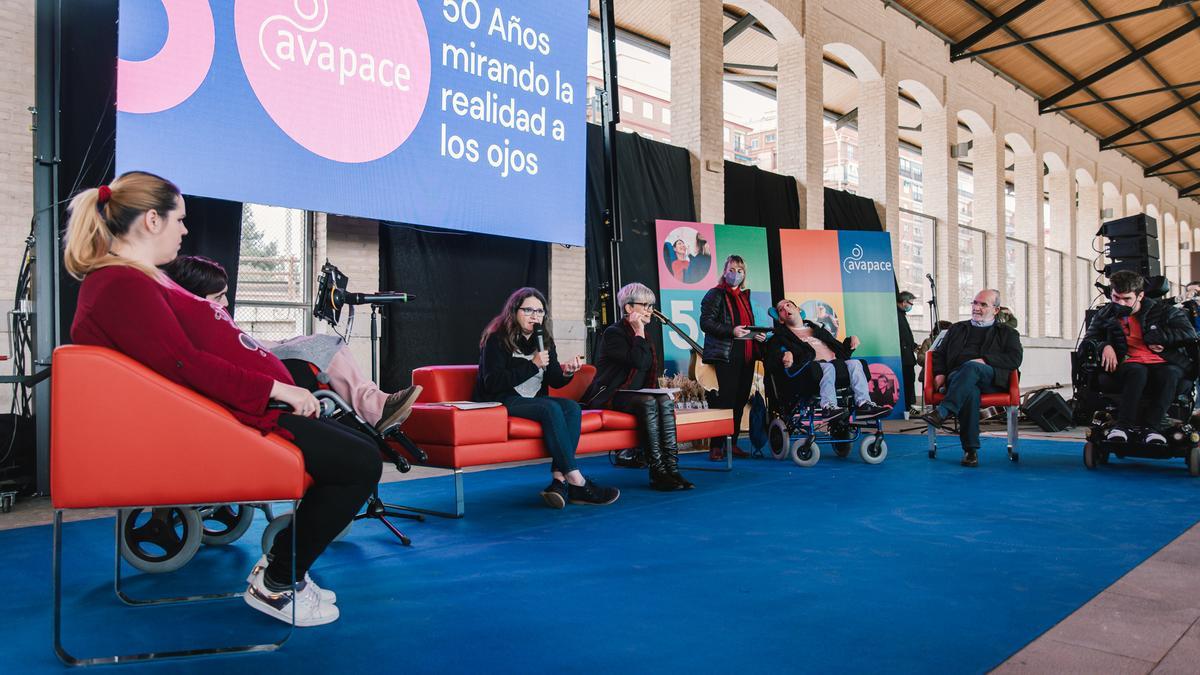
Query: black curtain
56 0 243 342
724 161 801 301
824 187 883 232
584 125 695 357
378 220 549 391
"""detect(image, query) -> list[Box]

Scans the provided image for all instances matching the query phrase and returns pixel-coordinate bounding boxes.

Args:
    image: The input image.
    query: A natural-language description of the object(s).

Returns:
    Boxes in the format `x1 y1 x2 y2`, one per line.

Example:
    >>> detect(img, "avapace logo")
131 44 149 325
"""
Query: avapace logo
842 243 894 274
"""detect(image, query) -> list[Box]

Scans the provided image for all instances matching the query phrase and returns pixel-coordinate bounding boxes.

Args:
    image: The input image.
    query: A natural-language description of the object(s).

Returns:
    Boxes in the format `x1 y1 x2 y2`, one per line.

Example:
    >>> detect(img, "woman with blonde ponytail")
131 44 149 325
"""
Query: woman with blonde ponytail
67 171 379 628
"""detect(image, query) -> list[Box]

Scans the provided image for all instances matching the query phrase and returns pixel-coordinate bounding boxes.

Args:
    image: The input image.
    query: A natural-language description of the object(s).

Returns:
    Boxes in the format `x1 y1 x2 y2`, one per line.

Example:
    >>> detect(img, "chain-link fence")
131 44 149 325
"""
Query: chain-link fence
234 204 311 342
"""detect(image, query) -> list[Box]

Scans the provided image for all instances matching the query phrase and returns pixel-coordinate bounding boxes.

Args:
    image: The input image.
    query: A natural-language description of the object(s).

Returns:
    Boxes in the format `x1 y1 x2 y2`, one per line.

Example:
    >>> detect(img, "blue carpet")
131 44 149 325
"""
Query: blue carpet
4 435 1200 673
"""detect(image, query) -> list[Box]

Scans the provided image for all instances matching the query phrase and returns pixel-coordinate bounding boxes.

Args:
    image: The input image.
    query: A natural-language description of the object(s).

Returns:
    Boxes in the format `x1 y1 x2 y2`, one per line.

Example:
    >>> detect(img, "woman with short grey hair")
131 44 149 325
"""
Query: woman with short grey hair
582 282 693 491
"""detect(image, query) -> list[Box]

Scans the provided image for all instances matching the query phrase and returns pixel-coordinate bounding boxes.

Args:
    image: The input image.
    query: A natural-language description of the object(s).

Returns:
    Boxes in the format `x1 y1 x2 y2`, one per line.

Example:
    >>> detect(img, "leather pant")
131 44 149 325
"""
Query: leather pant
611 392 678 474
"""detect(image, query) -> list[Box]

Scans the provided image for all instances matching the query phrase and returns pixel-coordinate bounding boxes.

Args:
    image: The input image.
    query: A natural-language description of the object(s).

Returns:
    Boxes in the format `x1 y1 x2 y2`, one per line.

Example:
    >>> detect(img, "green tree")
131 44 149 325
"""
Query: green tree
240 209 282 271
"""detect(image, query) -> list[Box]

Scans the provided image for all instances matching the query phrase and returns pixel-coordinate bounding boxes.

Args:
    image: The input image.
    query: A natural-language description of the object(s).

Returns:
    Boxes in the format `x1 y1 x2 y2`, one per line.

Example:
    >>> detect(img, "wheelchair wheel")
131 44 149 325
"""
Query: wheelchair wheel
859 435 887 464
768 419 790 460
790 439 820 467
199 504 256 546
1083 442 1096 470
1188 447 1200 477
261 513 352 555
118 507 203 574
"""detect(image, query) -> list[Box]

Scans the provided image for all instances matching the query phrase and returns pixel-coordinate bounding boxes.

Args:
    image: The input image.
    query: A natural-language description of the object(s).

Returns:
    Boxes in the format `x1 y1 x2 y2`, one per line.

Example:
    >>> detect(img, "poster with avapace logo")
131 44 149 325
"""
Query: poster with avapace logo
655 220 774 377
778 230 905 420
116 0 586 245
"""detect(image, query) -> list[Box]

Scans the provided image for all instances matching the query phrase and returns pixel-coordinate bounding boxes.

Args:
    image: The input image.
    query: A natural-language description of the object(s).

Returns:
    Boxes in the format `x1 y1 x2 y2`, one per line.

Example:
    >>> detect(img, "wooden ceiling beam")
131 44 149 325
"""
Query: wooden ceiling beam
1038 16 1200 112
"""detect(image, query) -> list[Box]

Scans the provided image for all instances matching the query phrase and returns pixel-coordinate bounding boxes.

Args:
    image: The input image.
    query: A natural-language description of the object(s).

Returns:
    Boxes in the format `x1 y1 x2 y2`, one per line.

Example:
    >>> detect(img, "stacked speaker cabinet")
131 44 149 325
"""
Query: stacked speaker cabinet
1099 214 1160 277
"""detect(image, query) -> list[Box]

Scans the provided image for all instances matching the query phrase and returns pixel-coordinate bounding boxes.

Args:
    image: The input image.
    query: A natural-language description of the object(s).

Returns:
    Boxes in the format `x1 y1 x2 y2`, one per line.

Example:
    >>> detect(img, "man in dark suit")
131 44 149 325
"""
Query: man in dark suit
921 289 1023 467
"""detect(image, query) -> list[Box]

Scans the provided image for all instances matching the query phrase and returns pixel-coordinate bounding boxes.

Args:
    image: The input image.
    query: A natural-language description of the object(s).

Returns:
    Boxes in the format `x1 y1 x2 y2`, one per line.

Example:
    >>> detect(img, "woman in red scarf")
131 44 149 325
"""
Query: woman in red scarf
699 255 766 459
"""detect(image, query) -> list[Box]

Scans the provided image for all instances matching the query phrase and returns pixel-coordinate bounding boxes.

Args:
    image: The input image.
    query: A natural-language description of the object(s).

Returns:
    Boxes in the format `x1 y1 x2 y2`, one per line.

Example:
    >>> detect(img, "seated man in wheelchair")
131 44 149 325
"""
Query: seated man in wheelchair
765 299 891 421
1082 270 1197 445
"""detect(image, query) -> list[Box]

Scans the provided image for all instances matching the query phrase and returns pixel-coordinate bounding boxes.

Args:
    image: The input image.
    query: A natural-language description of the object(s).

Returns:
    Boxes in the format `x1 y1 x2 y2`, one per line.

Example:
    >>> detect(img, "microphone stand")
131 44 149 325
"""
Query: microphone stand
926 274 940 336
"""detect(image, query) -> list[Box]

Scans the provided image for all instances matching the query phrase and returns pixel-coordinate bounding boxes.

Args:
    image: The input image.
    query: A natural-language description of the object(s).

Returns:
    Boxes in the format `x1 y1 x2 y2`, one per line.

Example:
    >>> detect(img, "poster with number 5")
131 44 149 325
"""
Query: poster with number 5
655 220 774 376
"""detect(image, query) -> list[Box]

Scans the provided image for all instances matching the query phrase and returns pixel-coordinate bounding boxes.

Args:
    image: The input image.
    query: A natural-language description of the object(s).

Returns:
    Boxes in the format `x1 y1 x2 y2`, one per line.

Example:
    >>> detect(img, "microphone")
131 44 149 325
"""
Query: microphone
532 323 545 353
925 273 934 282
343 291 413 304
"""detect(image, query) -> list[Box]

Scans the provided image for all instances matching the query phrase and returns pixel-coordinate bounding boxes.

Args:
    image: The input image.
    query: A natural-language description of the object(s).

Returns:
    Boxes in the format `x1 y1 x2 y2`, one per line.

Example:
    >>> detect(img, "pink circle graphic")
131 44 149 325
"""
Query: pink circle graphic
117 0 215 114
235 0 431 163
867 363 900 406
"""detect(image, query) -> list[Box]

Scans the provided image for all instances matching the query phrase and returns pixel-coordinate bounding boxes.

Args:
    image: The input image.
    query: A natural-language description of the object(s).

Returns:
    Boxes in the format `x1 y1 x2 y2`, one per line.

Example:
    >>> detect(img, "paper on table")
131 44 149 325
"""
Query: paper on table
618 388 681 398
426 401 503 410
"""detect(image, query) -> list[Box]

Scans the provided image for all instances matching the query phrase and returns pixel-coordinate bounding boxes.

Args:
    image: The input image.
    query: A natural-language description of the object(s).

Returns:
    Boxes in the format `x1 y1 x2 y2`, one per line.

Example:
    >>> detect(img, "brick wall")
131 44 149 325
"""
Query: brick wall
0 0 35 407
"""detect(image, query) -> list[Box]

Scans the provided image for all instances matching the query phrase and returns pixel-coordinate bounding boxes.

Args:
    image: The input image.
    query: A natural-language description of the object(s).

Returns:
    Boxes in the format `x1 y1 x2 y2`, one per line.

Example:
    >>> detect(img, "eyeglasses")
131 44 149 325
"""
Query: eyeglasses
970 301 992 308
631 302 655 309
518 307 546 317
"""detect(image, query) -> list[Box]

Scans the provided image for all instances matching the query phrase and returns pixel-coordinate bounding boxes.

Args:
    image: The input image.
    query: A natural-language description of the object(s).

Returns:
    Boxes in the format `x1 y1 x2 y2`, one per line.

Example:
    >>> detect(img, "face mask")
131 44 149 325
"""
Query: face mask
724 270 744 286
903 305 913 313
1111 303 1134 318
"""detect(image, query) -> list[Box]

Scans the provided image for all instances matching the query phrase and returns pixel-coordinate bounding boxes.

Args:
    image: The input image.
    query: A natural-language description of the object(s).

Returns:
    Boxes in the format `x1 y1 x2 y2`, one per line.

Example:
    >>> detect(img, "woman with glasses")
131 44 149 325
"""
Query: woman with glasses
583 283 694 491
475 287 620 508
700 255 767 460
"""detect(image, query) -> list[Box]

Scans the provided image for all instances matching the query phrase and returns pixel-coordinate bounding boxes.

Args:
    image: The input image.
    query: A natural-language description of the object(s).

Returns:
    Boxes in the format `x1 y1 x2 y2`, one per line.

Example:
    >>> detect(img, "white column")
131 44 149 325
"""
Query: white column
921 104 959 321
670 0 725 224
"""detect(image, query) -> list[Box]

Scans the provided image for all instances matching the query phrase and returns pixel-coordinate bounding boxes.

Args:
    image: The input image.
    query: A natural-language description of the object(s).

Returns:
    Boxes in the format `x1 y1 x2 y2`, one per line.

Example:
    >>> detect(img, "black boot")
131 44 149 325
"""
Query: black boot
637 396 681 491
657 397 693 489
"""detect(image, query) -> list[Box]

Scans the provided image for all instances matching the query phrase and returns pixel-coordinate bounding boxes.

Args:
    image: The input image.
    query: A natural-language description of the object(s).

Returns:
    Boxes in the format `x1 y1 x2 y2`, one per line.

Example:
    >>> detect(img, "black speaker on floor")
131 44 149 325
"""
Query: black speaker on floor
1022 390 1074 432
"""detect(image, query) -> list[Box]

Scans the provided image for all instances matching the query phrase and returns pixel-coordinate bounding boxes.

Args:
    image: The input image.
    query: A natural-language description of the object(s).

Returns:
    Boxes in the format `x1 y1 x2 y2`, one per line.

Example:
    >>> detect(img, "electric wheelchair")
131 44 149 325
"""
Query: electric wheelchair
1074 337 1200 476
763 358 888 467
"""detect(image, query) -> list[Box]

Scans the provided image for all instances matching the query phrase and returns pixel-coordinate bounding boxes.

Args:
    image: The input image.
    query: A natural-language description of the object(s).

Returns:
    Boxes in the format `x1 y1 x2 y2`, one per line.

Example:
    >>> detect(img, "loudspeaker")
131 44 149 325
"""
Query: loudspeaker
1104 257 1161 277
1022 390 1074 432
1106 237 1160 259
1098 213 1158 238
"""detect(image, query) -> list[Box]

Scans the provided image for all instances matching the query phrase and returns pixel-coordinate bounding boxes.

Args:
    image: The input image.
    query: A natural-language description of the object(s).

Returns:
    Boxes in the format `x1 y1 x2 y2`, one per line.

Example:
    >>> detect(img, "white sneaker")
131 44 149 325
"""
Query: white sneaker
1105 427 1128 442
1144 430 1167 445
244 563 339 627
247 555 336 603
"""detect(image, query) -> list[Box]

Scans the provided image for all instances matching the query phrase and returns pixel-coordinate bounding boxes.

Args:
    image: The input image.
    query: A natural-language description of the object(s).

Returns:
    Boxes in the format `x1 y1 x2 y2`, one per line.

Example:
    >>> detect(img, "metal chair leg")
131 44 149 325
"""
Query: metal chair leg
1007 405 1020 461
55 507 295 666
680 436 734 473
387 468 465 519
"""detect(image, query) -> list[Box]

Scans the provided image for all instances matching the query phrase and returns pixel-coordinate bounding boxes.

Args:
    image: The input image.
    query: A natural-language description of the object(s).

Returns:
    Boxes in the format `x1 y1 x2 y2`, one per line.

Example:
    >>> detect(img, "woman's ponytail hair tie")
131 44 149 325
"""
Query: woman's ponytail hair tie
96 185 112 206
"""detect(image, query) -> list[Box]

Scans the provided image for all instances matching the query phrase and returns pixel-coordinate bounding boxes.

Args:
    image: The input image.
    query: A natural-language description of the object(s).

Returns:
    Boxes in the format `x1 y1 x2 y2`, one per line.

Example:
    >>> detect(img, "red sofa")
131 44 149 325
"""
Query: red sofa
399 364 734 516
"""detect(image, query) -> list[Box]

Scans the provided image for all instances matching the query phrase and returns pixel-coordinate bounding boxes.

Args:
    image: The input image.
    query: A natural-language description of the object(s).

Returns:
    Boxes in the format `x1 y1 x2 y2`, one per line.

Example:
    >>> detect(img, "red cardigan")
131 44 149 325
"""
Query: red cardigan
71 265 295 437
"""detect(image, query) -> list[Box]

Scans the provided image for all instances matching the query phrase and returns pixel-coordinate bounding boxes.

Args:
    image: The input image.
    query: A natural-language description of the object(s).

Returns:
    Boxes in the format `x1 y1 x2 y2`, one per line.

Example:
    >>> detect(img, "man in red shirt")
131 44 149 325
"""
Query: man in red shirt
1085 271 1198 444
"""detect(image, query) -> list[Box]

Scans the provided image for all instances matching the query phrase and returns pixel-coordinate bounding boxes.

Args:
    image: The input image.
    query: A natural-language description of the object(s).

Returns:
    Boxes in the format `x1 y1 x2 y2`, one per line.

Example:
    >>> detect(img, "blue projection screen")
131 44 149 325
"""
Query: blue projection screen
116 0 587 245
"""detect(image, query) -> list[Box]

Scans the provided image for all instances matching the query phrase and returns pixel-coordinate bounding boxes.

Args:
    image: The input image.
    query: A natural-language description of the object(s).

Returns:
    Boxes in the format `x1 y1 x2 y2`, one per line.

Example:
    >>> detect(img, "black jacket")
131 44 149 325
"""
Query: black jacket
897 306 917 365
931 320 1023 389
581 320 659 408
1083 298 1196 371
765 320 853 376
473 332 572 402
700 285 756 364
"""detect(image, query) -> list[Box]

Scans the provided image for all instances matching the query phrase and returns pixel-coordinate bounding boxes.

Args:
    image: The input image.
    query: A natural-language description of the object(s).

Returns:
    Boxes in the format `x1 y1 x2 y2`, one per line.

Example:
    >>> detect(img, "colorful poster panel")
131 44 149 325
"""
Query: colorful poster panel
778 230 905 419
656 220 774 376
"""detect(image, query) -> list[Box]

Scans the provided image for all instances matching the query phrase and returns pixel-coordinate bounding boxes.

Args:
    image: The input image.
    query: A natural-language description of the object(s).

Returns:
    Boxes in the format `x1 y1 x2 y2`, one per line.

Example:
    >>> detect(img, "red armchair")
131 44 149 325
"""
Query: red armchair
51 345 309 665
923 350 1022 461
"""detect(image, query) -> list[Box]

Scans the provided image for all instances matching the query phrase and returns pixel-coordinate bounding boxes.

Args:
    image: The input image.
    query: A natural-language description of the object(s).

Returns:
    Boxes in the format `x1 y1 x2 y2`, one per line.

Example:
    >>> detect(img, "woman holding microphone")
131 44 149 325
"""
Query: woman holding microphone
474 287 619 509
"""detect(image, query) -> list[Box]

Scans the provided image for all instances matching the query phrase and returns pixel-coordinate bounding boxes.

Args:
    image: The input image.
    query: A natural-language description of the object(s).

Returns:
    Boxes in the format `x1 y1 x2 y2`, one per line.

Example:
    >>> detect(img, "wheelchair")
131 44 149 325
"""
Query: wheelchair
118 374 426 572
763 359 888 467
1074 339 1200 476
